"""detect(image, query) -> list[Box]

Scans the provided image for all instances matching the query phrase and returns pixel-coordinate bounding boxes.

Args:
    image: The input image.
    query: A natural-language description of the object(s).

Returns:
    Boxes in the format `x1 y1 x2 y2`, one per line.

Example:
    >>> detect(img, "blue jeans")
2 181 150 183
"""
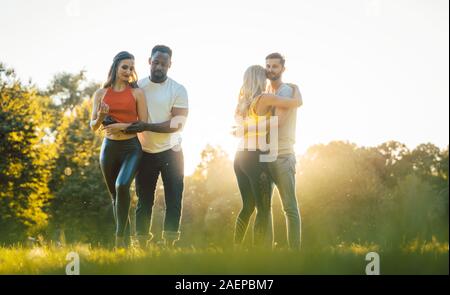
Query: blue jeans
268 153 301 250
135 149 184 241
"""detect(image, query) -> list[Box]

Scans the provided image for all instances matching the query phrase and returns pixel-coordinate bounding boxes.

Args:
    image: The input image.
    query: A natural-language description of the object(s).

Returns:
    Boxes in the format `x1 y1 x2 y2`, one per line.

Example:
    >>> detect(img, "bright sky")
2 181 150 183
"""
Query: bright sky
1 0 448 175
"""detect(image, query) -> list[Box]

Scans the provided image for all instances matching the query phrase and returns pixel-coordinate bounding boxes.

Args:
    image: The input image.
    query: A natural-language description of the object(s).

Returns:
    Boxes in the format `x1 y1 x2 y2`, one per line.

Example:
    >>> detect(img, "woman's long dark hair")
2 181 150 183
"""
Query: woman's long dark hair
103 51 138 89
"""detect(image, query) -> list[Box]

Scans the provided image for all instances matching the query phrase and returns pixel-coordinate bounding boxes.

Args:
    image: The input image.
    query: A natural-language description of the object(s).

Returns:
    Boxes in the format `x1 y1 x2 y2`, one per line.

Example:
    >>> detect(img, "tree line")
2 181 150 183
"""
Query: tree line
1 62 448 250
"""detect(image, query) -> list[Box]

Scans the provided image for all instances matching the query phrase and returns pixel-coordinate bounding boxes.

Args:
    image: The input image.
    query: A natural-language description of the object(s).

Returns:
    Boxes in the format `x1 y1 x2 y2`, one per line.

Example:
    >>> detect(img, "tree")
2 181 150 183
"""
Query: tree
374 141 412 187
410 143 447 189
0 63 56 243
34 69 114 244
47 83 112 244
46 70 99 112
181 145 240 247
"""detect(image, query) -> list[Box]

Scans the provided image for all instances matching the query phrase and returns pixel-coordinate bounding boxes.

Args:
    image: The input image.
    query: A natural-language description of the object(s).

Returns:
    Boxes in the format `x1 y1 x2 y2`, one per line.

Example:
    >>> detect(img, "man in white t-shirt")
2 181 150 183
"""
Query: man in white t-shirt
125 45 188 247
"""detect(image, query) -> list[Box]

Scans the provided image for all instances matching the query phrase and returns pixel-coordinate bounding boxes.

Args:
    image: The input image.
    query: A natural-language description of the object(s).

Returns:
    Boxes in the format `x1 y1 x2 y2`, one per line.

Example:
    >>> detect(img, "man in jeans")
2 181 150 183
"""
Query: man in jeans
125 45 188 247
265 52 303 250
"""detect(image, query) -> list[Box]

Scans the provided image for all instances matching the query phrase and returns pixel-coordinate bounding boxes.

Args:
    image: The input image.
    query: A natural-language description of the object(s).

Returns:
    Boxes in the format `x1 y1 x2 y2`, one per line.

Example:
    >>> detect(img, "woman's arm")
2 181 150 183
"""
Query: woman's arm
231 116 281 137
134 88 148 123
90 89 108 132
259 84 302 109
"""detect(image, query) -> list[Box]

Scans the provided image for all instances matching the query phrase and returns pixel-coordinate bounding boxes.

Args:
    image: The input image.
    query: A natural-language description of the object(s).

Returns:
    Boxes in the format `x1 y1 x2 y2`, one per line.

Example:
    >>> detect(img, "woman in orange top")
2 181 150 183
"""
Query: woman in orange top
90 51 148 249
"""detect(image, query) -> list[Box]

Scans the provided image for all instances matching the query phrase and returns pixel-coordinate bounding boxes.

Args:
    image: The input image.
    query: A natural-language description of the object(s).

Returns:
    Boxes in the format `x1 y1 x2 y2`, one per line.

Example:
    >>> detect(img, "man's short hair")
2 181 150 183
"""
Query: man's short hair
151 45 172 58
265 52 285 67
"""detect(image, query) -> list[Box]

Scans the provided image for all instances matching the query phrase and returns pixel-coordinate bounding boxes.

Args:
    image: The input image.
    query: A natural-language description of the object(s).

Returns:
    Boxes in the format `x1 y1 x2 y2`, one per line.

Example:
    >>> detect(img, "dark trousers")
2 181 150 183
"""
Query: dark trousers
135 149 184 240
99 137 142 237
234 150 273 248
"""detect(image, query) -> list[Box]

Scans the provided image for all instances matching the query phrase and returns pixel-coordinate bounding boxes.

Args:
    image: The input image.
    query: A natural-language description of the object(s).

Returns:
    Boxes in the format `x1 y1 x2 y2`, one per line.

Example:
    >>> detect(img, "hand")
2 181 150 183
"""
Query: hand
124 121 147 134
97 102 109 118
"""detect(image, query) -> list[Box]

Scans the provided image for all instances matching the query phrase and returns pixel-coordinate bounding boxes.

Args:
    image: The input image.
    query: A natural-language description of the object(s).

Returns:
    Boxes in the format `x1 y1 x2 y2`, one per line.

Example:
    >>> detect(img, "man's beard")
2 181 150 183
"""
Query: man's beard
151 70 167 82
266 71 281 81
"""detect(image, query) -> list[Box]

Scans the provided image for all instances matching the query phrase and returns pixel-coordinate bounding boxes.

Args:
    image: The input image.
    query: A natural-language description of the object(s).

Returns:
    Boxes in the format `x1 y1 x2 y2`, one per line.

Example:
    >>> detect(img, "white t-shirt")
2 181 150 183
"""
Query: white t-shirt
137 76 189 153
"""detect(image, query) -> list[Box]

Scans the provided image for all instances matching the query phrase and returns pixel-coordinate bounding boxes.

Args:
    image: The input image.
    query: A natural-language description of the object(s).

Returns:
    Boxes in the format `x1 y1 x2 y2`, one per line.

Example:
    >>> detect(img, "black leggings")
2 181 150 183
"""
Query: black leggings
99 137 142 237
234 150 273 248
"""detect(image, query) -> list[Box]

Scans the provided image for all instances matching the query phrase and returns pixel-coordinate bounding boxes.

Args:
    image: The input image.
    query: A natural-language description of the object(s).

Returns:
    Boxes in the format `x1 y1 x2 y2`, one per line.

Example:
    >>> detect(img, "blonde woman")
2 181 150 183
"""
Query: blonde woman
233 65 301 249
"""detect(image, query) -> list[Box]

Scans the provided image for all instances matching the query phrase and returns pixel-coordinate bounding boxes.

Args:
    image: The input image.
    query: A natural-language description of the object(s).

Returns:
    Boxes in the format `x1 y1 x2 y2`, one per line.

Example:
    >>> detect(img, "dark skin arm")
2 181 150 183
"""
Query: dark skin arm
124 107 189 134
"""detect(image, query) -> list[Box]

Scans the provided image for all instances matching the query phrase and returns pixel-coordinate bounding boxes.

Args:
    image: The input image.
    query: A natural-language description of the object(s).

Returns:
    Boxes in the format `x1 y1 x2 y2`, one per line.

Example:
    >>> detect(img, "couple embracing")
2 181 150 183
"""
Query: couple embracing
233 53 303 251
90 45 187 249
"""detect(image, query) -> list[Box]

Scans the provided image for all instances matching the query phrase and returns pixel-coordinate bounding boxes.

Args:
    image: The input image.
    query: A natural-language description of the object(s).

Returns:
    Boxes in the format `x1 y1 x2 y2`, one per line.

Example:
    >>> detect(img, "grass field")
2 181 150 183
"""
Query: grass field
0 240 448 275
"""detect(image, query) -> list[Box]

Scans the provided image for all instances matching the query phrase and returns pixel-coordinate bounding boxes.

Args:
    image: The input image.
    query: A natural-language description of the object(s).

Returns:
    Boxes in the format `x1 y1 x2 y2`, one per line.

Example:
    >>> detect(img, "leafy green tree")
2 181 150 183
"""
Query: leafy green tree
298 141 386 248
35 70 112 244
410 143 447 188
46 70 99 112
0 63 55 243
179 145 240 247
47 86 112 244
373 141 412 187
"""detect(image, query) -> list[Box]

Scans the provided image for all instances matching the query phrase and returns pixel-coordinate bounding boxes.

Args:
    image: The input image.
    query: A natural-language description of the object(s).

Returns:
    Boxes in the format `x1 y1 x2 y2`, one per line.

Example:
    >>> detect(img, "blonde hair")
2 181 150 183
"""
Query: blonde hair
235 65 267 118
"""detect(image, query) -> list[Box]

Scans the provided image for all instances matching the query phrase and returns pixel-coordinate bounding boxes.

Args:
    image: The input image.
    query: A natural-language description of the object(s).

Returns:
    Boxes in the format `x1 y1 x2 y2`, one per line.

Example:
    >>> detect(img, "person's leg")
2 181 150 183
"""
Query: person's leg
160 149 184 246
99 139 121 232
268 154 301 250
233 151 256 246
135 151 160 244
243 152 273 249
260 164 274 248
114 138 142 240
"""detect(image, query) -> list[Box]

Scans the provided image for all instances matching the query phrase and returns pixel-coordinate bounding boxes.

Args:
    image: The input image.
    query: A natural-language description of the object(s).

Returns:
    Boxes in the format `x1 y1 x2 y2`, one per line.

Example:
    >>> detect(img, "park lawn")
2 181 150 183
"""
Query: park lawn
0 241 448 275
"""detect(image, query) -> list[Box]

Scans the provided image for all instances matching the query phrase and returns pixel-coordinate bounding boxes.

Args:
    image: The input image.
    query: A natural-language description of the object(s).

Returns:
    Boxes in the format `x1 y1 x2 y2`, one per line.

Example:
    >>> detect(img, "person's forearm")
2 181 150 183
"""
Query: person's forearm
143 120 182 133
90 115 105 131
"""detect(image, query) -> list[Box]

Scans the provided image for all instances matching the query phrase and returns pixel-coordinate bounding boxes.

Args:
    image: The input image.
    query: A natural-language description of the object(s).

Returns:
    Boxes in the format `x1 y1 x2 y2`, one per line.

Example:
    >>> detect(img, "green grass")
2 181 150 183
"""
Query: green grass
0 241 448 275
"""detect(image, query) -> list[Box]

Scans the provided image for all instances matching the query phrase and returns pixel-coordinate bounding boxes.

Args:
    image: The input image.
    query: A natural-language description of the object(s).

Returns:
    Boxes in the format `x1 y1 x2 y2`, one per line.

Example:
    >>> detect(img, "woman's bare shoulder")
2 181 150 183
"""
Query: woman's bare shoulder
93 88 107 99
132 87 145 98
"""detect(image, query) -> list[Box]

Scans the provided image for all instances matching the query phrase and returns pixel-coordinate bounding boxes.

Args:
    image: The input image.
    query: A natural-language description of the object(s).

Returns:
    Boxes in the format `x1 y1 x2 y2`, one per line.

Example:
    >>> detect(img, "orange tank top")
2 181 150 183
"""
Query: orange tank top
102 86 138 123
